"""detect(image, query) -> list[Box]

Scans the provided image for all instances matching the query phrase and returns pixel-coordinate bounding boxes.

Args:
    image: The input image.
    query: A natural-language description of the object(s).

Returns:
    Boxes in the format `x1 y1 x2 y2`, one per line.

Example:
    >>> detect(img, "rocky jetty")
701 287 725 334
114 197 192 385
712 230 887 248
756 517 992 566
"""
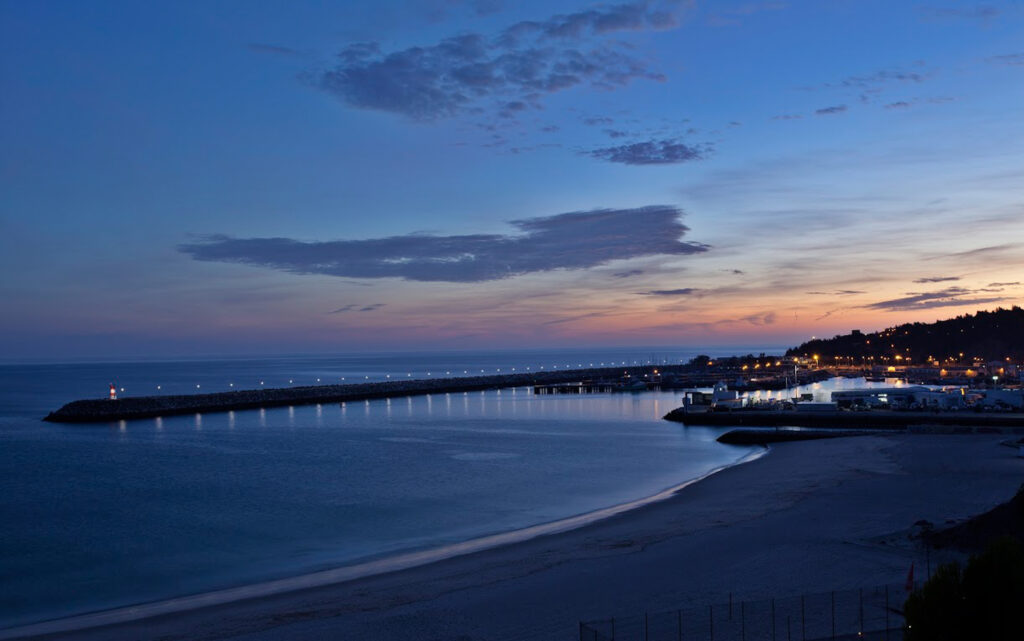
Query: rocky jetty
45 365 694 424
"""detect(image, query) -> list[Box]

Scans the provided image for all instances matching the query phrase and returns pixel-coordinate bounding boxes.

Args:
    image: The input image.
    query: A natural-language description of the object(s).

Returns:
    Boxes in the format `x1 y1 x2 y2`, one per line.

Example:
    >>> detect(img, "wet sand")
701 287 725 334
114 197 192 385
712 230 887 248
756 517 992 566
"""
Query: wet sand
9 434 1022 641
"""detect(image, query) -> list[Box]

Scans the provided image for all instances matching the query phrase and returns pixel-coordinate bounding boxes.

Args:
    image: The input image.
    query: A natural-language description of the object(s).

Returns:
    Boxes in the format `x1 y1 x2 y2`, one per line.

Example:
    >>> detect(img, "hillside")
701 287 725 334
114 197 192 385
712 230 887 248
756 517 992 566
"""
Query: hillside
786 307 1024 363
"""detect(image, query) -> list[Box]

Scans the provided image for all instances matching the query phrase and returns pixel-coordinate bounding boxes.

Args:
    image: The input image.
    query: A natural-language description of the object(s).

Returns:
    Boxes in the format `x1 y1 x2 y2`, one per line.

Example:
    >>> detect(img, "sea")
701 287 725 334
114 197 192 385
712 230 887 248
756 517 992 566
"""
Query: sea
0 346 820 629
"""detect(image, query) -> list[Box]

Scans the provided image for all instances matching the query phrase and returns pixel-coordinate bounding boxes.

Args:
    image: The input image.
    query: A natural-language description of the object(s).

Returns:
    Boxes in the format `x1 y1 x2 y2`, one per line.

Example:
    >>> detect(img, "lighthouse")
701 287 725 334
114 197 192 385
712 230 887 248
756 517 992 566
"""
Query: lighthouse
109 384 117 400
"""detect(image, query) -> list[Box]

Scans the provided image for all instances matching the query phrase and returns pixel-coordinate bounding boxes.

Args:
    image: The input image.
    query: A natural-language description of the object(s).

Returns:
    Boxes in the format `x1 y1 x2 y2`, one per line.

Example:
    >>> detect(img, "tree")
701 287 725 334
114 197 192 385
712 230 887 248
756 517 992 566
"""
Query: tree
904 537 1024 640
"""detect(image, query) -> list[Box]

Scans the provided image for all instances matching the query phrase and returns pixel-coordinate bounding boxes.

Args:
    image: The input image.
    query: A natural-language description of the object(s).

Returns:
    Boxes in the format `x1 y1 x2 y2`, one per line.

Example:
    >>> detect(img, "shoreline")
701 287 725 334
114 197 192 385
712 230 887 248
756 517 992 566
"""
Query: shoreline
8 433 1020 641
0 447 766 639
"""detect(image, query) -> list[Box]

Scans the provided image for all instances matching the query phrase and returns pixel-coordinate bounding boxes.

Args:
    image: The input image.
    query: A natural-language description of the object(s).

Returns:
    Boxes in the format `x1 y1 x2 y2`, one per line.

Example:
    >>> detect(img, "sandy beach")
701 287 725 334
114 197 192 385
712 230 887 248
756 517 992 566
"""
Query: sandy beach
10 433 1022 641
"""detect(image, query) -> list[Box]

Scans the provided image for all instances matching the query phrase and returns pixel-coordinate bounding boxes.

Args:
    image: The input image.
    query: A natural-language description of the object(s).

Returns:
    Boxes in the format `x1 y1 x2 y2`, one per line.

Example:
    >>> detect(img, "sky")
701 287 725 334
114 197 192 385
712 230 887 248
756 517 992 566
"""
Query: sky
1 0 1022 359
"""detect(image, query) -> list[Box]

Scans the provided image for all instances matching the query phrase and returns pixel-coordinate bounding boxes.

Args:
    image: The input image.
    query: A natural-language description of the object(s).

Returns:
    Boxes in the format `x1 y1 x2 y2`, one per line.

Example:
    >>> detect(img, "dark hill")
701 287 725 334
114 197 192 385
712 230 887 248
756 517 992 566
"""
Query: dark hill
786 307 1024 363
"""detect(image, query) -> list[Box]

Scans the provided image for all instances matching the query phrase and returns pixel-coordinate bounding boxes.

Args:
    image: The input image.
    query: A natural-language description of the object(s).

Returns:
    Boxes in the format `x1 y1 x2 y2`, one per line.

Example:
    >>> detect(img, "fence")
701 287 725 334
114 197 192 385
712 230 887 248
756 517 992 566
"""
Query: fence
580 583 908 641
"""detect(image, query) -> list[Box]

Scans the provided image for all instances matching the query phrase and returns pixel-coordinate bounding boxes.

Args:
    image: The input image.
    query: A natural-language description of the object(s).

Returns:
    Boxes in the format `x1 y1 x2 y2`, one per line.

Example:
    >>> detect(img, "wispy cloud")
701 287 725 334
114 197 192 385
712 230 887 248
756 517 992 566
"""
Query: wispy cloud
180 205 708 283
247 43 300 56
837 69 926 88
706 2 788 26
613 269 646 278
989 281 1020 287
316 1 687 122
589 138 710 164
885 101 913 109
639 287 699 296
815 105 847 115
864 286 1006 311
806 290 865 295
740 311 777 325
330 303 386 314
919 5 999 20
913 276 959 283
986 53 1024 66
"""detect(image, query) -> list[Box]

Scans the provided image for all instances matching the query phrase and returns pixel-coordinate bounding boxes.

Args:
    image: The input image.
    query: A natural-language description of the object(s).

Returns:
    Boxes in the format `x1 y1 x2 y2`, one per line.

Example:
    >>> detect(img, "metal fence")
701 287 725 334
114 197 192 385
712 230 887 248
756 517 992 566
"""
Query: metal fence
580 583 908 641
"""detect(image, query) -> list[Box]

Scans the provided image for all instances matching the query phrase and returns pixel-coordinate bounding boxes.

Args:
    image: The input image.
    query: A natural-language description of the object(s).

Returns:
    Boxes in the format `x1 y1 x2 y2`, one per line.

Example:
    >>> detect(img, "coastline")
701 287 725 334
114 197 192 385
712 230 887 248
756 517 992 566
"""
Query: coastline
0 447 766 639
19 433 1024 641
6 432 1021 641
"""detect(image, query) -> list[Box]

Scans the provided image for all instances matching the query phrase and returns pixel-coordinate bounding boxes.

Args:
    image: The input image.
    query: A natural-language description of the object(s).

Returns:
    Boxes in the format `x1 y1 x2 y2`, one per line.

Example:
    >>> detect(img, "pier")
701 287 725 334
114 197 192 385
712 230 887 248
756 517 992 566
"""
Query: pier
45 365 671 424
44 364 832 424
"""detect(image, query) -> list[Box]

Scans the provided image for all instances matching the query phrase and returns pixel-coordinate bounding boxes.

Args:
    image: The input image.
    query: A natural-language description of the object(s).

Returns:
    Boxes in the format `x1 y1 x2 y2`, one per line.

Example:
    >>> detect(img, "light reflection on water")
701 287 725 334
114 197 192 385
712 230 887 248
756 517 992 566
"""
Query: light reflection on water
0 373 771 629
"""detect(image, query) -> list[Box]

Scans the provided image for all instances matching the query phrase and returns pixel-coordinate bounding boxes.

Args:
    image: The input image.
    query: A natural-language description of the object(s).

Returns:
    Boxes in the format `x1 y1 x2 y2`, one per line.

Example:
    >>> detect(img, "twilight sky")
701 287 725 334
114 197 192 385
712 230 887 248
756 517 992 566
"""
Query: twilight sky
1 0 1022 359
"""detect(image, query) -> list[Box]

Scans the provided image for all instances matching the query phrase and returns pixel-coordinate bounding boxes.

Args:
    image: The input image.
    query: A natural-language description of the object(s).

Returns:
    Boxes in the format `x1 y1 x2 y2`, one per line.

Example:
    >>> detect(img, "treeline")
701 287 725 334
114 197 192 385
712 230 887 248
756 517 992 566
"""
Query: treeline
786 307 1024 363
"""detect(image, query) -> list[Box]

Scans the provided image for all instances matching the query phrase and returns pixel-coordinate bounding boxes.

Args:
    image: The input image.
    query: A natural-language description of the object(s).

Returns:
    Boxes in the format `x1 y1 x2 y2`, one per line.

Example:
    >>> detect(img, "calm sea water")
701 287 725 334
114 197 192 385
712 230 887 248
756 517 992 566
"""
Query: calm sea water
0 348 782 629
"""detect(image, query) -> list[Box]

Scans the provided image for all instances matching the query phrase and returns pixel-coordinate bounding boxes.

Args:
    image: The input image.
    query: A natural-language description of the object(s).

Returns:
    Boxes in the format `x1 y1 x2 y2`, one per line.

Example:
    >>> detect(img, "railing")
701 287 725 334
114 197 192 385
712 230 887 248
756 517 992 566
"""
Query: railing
580 583 908 641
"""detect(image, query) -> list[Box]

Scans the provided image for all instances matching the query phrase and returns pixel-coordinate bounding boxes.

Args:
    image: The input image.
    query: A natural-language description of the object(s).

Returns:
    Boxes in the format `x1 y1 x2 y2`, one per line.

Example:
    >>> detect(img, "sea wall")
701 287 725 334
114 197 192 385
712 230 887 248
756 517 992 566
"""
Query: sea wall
44 365 702 424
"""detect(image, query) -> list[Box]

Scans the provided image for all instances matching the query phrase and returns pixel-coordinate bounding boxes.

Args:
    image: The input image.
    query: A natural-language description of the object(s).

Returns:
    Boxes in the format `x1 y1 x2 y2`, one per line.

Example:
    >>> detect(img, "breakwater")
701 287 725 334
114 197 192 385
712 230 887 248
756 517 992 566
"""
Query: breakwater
44 365 727 424
664 408 1024 431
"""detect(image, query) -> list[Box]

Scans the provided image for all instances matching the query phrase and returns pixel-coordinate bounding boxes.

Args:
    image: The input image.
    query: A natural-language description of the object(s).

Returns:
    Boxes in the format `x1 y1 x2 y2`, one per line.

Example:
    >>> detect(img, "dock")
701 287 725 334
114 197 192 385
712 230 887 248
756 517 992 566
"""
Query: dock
664 407 1024 431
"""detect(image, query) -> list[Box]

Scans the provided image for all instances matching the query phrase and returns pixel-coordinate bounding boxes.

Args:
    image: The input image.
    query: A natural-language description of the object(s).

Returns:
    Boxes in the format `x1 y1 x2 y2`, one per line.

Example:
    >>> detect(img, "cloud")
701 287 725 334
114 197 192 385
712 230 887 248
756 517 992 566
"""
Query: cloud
885 101 912 109
583 116 615 126
839 70 925 88
815 105 847 115
707 2 788 26
864 287 1006 311
589 138 710 164
180 205 708 283
989 281 1020 287
932 244 1016 261
247 43 300 56
613 269 646 278
987 53 1024 66
913 276 960 283
919 5 999 20
806 290 865 295
772 114 803 120
741 311 777 325
603 129 629 138
330 303 386 314
640 288 698 296
317 1 686 121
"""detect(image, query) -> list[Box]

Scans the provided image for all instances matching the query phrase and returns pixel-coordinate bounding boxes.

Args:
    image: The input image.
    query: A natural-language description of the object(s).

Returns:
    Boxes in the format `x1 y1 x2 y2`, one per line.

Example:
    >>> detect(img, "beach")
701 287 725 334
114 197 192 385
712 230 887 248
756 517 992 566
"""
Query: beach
9 432 1021 641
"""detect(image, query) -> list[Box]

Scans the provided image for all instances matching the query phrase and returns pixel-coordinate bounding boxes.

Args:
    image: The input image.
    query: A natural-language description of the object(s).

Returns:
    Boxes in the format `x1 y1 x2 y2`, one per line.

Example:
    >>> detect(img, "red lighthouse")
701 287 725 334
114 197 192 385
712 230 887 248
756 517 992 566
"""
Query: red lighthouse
109 384 117 400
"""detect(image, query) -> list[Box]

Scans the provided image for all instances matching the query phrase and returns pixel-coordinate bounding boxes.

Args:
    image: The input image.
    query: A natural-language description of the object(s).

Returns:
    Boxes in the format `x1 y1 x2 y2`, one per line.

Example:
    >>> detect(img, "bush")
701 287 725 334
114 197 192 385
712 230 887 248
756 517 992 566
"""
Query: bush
904 537 1024 640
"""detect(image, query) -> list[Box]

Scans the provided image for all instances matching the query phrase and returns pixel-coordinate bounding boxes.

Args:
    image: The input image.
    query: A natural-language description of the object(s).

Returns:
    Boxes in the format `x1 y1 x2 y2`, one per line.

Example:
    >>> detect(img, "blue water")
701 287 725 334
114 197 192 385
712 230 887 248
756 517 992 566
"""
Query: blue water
0 348 775 629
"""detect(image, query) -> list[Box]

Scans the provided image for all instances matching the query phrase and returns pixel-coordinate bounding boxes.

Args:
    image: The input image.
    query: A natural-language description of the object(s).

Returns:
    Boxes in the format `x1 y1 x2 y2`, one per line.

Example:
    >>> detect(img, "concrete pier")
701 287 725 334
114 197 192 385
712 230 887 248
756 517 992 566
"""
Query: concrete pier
45 365 672 424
